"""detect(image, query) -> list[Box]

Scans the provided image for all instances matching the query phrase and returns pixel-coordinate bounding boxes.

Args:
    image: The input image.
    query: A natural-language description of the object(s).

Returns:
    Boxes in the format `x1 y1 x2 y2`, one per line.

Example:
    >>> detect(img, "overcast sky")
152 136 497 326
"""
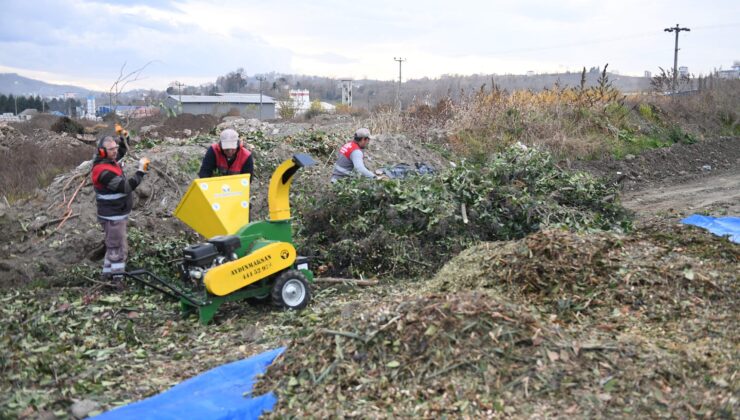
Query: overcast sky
0 0 737 91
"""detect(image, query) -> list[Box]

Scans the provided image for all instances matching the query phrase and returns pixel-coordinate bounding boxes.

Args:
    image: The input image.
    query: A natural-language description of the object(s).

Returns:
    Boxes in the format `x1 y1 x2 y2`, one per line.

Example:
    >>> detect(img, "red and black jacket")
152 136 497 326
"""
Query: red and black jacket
91 139 145 220
198 143 254 179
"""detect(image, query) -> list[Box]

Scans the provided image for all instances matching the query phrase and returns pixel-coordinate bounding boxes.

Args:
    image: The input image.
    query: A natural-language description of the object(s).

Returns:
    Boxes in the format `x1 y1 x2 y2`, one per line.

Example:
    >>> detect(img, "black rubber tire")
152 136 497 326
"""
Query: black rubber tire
271 269 311 310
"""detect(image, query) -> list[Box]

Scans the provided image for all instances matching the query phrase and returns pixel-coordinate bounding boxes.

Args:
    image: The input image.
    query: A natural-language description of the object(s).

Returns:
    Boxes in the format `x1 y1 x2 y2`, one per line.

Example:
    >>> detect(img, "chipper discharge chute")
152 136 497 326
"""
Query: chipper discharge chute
124 153 316 325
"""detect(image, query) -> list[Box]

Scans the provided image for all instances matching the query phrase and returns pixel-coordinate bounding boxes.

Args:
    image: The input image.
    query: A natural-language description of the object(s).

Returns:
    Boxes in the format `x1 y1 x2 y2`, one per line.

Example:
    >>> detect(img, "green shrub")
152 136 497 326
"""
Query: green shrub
637 103 656 120
665 126 696 144
298 145 631 279
50 117 84 135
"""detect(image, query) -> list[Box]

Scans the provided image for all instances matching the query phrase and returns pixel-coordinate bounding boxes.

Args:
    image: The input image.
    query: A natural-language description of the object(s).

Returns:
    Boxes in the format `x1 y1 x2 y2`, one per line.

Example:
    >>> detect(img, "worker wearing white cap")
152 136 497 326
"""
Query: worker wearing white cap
331 127 379 183
198 128 254 180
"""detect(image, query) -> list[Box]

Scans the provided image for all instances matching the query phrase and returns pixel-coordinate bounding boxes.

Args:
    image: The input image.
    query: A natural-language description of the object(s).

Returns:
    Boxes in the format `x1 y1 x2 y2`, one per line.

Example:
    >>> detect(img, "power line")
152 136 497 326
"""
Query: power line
464 22 738 58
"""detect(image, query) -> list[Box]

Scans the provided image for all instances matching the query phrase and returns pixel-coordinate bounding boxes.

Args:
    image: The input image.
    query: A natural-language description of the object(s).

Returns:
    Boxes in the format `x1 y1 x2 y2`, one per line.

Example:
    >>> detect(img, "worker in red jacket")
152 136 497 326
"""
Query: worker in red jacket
331 128 379 183
198 128 254 179
91 127 149 282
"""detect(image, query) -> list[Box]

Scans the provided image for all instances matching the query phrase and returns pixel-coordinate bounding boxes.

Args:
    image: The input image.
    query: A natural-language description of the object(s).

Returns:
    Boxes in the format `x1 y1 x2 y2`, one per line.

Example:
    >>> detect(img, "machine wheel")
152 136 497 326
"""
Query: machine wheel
271 269 311 310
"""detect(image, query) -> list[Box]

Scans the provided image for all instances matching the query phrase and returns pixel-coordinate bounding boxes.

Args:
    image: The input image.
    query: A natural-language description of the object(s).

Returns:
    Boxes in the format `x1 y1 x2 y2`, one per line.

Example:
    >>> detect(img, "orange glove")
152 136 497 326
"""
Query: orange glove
115 123 123 134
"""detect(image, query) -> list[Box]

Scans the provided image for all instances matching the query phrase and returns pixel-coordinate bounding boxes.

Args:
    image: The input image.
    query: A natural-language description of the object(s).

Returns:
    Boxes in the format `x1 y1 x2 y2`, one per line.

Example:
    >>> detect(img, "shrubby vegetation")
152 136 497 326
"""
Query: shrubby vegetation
297 145 630 278
378 68 738 161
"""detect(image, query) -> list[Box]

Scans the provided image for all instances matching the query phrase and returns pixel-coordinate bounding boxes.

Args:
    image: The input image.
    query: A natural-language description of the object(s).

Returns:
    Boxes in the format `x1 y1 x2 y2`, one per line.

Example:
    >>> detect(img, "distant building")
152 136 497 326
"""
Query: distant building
97 105 159 119
320 102 336 113
86 96 96 119
274 90 336 117
717 61 740 79
63 92 78 100
289 90 310 110
526 71 535 77
644 71 652 78
164 93 276 119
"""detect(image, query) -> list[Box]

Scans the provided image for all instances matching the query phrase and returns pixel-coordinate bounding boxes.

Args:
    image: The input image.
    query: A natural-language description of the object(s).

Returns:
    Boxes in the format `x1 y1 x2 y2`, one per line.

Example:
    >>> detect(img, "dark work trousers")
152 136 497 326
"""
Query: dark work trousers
100 218 128 277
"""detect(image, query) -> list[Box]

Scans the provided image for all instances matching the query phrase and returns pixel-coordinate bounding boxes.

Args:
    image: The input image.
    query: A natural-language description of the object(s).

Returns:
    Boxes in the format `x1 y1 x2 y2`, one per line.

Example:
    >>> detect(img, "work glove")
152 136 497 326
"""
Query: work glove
115 123 128 138
138 157 150 173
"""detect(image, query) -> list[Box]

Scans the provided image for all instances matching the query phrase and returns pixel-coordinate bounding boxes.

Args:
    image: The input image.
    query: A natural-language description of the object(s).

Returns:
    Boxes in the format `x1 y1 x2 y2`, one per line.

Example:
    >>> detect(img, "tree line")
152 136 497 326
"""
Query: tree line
0 95 82 115
0 94 44 114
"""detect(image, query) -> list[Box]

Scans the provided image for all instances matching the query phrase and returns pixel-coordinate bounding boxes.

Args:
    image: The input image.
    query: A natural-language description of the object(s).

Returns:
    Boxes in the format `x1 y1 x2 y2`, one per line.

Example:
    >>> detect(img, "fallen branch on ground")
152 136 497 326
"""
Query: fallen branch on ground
314 277 379 286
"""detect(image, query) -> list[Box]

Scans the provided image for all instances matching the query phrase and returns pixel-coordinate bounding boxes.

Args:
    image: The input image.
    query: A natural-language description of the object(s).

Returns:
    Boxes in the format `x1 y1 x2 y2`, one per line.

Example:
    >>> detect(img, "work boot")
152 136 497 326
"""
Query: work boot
109 274 126 292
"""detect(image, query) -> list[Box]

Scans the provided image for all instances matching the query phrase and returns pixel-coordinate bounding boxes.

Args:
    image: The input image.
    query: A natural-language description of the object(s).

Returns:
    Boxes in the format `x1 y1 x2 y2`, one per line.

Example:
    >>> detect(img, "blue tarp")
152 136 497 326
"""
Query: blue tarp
93 347 285 420
681 215 740 244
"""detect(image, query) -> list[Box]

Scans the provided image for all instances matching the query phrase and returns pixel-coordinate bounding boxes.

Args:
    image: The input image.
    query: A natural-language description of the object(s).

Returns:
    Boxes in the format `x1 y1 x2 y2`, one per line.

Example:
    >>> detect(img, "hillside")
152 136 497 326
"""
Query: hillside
0 73 94 97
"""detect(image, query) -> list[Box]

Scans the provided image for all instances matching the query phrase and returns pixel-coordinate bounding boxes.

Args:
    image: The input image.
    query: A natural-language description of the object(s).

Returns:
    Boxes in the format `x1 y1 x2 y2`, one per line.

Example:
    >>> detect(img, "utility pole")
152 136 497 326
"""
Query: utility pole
394 57 406 110
664 24 690 93
171 81 185 114
257 76 265 120
13 81 18 115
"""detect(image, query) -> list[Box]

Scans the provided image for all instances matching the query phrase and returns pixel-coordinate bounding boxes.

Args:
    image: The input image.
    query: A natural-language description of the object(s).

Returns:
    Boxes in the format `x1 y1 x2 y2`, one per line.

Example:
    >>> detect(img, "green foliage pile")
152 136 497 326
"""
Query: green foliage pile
50 117 84 135
284 130 344 157
297 145 631 278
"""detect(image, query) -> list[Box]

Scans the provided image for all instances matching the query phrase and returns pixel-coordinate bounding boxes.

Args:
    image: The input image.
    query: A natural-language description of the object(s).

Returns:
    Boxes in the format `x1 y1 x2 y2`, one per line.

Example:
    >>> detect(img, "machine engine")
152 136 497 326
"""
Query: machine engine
180 235 242 285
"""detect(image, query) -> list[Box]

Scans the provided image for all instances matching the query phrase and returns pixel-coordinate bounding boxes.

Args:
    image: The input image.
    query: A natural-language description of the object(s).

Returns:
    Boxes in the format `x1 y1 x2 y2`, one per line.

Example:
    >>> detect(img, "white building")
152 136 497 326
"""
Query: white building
274 90 337 117
86 96 96 119
289 89 310 111
717 61 740 79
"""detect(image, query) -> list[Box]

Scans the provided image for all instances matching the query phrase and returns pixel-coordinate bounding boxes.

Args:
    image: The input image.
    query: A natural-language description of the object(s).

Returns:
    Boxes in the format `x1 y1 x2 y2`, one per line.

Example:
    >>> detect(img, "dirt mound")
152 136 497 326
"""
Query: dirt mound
0 118 450 288
430 222 738 319
573 136 740 190
9 114 61 134
255 292 561 417
0 139 208 287
157 113 218 138
255 280 738 417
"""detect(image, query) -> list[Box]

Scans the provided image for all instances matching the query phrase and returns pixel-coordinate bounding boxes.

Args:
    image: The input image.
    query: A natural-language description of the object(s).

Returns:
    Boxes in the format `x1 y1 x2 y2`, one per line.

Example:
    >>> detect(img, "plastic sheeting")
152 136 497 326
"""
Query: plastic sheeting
681 215 740 243
93 347 285 420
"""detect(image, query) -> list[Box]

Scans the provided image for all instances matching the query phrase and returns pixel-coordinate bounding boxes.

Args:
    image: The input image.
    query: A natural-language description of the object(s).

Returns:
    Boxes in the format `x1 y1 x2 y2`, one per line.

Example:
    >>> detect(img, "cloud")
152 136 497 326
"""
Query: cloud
0 0 737 90
0 0 293 89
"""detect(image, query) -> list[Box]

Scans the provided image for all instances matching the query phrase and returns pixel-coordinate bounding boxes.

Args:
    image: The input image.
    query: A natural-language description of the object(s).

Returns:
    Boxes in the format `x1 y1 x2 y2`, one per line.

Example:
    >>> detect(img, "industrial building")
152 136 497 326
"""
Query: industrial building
165 93 276 119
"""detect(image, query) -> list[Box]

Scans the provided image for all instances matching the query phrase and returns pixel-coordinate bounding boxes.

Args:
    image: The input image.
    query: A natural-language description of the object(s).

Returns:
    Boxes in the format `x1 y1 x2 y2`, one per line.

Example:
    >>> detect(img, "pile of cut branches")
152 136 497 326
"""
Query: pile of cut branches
297 144 631 278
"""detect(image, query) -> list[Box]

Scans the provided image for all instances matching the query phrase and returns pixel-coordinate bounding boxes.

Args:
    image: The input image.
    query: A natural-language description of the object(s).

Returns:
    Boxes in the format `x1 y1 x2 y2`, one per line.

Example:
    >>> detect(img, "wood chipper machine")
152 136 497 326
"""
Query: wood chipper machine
124 153 316 325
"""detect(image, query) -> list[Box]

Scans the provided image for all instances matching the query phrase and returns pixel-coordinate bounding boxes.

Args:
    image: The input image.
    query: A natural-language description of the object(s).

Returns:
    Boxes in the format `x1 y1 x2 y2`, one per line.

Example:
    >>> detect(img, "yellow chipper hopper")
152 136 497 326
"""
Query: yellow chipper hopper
124 153 316 325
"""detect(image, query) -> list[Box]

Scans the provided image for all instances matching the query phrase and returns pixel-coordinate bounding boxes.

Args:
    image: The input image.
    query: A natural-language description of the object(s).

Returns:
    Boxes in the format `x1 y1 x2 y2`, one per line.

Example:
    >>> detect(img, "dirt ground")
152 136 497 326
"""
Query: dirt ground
622 172 740 217
0 114 449 288
0 115 737 418
573 136 740 218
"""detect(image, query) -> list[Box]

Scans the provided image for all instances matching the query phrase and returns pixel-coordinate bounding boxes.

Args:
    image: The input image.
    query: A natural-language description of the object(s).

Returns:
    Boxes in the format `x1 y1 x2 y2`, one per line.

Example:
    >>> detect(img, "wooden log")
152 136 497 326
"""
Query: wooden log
314 277 379 286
